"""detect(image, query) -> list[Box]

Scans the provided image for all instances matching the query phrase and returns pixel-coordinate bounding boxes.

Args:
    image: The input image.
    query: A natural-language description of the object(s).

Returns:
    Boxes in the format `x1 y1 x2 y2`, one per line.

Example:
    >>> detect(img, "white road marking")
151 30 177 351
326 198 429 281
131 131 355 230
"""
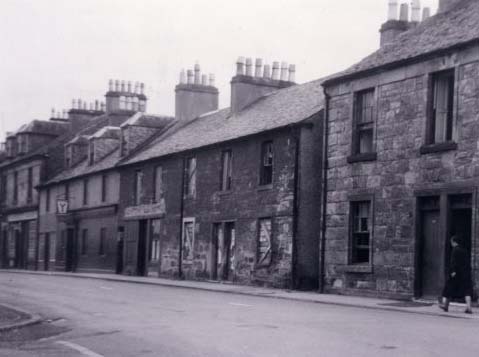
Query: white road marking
99 286 113 290
229 302 253 307
56 341 104 357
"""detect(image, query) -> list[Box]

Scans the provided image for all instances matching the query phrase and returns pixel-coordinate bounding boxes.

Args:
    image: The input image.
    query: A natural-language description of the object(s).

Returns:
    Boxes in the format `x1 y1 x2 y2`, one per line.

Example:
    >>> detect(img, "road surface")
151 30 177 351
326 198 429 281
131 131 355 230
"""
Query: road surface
0 272 477 356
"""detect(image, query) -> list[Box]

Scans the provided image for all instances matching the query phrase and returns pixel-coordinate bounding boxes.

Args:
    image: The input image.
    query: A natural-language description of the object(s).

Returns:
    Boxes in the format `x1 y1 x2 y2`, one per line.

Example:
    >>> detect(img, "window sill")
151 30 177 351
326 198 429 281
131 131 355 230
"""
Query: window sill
341 265 373 274
347 153 377 164
257 184 273 192
217 190 233 196
420 141 457 155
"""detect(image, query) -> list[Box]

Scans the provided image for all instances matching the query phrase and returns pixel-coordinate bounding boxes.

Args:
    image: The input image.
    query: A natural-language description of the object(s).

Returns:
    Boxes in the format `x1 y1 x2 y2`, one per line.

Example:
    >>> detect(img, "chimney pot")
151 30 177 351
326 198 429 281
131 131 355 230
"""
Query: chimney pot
236 56 245 75
187 70 194 84
422 7 431 20
209 73 215 87
127 81 132 93
272 62 280 80
78 99 82 109
72 99 76 109
121 80 126 92
245 58 253 77
255 58 263 77
194 63 201 85
51 108 55 118
399 3 409 21
387 0 399 20
288 64 296 82
115 80 120 92
180 69 187 84
109 79 114 91
263 64 271 79
280 62 289 81
201 74 208 86
411 0 421 22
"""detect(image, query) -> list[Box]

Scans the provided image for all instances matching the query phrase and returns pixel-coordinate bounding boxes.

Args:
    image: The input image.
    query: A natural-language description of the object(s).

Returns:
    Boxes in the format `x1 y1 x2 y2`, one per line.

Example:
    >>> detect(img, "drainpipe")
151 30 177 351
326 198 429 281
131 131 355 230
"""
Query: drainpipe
178 157 186 279
319 90 330 293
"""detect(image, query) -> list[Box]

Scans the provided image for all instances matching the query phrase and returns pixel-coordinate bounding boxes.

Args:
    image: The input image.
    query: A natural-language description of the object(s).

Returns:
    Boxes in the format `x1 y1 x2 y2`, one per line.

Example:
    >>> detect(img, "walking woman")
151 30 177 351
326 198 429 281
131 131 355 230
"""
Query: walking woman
439 235 473 314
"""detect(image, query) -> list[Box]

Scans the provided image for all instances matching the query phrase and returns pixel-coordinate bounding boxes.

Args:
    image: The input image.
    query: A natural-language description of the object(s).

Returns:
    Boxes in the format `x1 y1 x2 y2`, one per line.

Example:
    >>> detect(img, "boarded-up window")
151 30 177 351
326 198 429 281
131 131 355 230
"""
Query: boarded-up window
182 219 195 262
353 88 375 154
184 158 197 197
257 218 272 266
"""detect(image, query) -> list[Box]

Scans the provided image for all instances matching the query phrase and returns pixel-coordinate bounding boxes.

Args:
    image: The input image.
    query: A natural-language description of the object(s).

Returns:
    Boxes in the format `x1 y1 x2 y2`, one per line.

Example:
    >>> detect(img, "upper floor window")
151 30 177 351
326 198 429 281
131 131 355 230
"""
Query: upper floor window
88 141 94 166
260 141 273 186
134 170 144 205
427 70 455 145
13 171 18 204
353 88 375 155
154 166 163 203
220 150 233 191
350 200 372 265
83 178 89 205
184 157 197 198
27 167 33 203
101 174 107 203
45 188 51 212
257 218 272 267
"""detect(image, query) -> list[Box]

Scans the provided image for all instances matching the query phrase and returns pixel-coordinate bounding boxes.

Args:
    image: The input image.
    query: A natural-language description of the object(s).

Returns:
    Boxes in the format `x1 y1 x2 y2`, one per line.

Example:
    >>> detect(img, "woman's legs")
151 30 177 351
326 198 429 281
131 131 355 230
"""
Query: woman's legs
440 297 449 312
465 296 473 313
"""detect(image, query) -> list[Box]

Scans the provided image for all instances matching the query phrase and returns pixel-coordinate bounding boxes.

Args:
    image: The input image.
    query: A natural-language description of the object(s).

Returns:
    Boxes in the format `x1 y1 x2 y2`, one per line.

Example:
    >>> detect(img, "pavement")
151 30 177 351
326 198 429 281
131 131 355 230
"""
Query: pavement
2 269 478 320
0 302 41 332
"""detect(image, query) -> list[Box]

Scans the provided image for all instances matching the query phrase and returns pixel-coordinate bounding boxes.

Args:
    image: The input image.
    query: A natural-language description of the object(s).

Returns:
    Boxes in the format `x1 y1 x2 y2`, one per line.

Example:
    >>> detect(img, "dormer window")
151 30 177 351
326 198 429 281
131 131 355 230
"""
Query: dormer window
121 129 128 157
88 141 94 165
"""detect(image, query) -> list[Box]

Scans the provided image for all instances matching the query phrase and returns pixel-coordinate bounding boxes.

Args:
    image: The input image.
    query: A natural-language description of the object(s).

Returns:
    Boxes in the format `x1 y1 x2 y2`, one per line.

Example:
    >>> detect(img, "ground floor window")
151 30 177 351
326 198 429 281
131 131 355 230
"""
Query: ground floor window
257 218 272 267
99 228 106 256
350 200 372 264
149 219 161 262
81 229 88 255
182 218 195 262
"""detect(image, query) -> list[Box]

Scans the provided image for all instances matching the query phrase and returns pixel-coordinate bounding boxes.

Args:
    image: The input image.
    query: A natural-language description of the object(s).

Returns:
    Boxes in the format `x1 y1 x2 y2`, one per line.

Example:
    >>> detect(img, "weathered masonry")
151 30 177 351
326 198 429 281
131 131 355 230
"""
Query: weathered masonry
322 0 479 299
118 59 325 290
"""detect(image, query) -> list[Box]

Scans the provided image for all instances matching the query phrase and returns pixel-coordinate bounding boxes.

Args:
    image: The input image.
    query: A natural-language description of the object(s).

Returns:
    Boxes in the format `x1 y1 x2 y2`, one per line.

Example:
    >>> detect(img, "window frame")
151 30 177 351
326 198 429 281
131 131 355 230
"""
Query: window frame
220 150 233 191
153 165 163 203
349 88 377 162
256 217 273 268
259 141 274 187
348 195 374 268
101 174 107 203
26 167 33 203
184 157 197 198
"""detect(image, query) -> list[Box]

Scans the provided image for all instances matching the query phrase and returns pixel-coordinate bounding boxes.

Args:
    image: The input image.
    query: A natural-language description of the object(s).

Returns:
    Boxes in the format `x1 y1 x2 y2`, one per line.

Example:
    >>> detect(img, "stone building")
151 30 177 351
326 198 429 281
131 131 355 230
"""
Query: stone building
0 106 104 270
36 81 174 273
321 0 479 299
118 59 324 290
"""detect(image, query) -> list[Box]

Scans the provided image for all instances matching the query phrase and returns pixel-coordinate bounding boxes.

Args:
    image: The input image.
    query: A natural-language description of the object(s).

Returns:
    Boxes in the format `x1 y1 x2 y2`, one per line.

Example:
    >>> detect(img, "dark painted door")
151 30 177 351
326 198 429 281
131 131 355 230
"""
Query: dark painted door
65 228 76 272
212 222 235 282
44 234 50 271
137 220 147 276
421 210 443 297
14 229 25 269
1 230 8 268
448 208 472 277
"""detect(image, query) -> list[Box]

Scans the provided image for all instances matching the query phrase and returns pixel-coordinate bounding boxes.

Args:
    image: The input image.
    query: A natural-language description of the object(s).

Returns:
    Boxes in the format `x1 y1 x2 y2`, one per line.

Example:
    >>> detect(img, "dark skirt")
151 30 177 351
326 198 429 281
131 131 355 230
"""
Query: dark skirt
442 274 473 299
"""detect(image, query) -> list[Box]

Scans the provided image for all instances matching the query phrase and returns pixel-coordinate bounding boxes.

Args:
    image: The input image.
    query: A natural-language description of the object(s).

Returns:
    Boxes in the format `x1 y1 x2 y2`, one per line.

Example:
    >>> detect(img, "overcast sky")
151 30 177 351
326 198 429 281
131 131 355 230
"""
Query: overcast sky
0 0 438 140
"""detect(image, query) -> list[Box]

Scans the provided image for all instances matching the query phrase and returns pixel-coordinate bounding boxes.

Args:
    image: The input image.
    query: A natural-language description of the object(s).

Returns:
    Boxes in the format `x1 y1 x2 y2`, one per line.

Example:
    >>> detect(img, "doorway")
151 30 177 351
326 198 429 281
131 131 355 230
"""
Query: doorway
137 220 148 276
1 229 8 268
14 227 26 269
212 222 235 282
44 233 50 271
65 228 76 272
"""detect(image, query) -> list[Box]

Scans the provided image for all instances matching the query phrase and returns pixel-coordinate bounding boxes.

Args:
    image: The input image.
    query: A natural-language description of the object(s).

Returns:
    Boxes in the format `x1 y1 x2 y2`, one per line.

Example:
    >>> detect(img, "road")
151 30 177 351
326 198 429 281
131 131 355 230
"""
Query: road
0 272 477 357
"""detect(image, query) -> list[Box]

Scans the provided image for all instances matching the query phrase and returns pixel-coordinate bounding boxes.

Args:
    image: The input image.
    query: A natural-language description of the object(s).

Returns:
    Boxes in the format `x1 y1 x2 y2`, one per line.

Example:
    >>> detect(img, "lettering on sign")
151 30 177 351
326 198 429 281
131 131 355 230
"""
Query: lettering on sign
124 201 166 220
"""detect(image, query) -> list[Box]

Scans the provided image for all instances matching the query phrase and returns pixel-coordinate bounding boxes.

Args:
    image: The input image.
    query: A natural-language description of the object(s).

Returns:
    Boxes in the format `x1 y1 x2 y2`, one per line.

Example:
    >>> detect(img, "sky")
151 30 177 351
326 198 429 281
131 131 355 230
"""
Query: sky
0 0 438 140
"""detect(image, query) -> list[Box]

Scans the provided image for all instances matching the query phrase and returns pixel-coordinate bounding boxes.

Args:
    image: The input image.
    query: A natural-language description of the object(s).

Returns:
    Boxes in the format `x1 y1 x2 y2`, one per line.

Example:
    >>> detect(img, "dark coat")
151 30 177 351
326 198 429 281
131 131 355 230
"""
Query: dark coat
442 246 473 298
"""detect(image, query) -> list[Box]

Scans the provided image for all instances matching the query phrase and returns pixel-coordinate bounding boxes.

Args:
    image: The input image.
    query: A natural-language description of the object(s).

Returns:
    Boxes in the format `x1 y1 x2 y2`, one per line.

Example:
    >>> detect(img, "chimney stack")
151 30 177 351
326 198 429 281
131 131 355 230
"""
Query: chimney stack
380 1 414 47
387 0 399 20
230 56 296 114
399 3 409 21
105 79 147 114
175 62 219 122
422 7 431 20
411 0 421 22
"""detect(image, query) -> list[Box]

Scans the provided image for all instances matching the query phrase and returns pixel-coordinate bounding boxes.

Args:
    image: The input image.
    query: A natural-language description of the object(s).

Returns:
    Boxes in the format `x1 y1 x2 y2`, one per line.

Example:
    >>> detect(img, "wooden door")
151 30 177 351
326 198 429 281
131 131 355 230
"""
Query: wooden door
421 210 443 297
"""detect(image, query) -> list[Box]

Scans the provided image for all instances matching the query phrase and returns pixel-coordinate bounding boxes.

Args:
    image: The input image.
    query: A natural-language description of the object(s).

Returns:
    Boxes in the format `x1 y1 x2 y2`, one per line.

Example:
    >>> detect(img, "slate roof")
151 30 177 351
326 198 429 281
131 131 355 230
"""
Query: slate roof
18 119 68 136
121 78 325 165
324 0 479 84
121 112 175 128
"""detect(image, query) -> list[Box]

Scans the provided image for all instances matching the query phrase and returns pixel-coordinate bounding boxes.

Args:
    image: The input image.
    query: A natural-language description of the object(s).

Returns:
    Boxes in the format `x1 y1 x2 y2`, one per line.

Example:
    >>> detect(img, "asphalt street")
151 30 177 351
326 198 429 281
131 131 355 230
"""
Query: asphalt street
0 272 477 357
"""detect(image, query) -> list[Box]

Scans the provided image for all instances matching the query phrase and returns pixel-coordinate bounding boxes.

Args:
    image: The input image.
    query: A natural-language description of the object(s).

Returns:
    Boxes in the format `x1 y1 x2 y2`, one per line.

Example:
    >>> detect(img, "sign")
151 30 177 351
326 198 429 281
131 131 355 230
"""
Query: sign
7 211 37 222
124 201 166 220
57 200 69 215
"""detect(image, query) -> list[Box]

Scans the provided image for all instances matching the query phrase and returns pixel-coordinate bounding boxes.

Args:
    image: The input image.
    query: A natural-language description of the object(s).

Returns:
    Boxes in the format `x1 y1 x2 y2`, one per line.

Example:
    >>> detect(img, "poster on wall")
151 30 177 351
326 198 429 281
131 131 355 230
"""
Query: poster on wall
182 220 195 262
257 218 272 267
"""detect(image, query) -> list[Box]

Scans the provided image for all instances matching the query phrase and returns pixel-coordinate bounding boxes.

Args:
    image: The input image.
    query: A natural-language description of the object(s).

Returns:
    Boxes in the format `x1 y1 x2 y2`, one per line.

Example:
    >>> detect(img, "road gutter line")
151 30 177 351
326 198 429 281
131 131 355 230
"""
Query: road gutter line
56 341 104 357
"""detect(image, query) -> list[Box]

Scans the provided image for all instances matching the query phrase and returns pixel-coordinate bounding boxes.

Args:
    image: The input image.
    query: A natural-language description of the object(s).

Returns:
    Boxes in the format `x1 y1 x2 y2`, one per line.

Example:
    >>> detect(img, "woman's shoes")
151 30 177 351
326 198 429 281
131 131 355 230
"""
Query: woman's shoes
439 304 449 312
465 309 473 314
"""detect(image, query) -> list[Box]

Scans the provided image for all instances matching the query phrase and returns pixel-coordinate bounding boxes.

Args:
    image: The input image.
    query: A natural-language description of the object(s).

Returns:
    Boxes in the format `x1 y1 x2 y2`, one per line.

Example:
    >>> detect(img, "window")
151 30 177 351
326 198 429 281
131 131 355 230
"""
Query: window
65 183 70 202
428 70 455 144
99 228 106 255
101 174 107 203
353 88 375 155
82 178 89 205
220 150 233 191
45 188 51 212
134 170 144 205
121 129 128 157
0 175 6 204
13 171 18 204
27 167 33 203
149 219 161 262
257 218 273 267
154 166 163 203
182 219 195 262
350 201 372 264
81 229 88 255
88 140 94 165
260 141 273 186
184 157 197 197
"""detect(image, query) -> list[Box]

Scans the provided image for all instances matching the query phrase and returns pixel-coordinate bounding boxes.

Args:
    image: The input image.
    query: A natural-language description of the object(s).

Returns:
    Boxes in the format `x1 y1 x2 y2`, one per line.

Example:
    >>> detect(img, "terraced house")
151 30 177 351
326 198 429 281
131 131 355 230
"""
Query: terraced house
118 58 325 290
322 0 479 299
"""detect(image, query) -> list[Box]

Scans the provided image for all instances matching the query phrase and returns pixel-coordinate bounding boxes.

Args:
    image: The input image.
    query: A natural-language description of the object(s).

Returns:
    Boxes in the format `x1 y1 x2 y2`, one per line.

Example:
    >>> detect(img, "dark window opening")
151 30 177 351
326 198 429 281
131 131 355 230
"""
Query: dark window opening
351 201 371 264
220 150 233 191
83 178 89 205
81 229 88 255
184 157 197 197
13 171 18 204
353 88 375 155
27 167 33 203
99 228 106 256
101 174 107 203
260 141 273 186
257 218 273 267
